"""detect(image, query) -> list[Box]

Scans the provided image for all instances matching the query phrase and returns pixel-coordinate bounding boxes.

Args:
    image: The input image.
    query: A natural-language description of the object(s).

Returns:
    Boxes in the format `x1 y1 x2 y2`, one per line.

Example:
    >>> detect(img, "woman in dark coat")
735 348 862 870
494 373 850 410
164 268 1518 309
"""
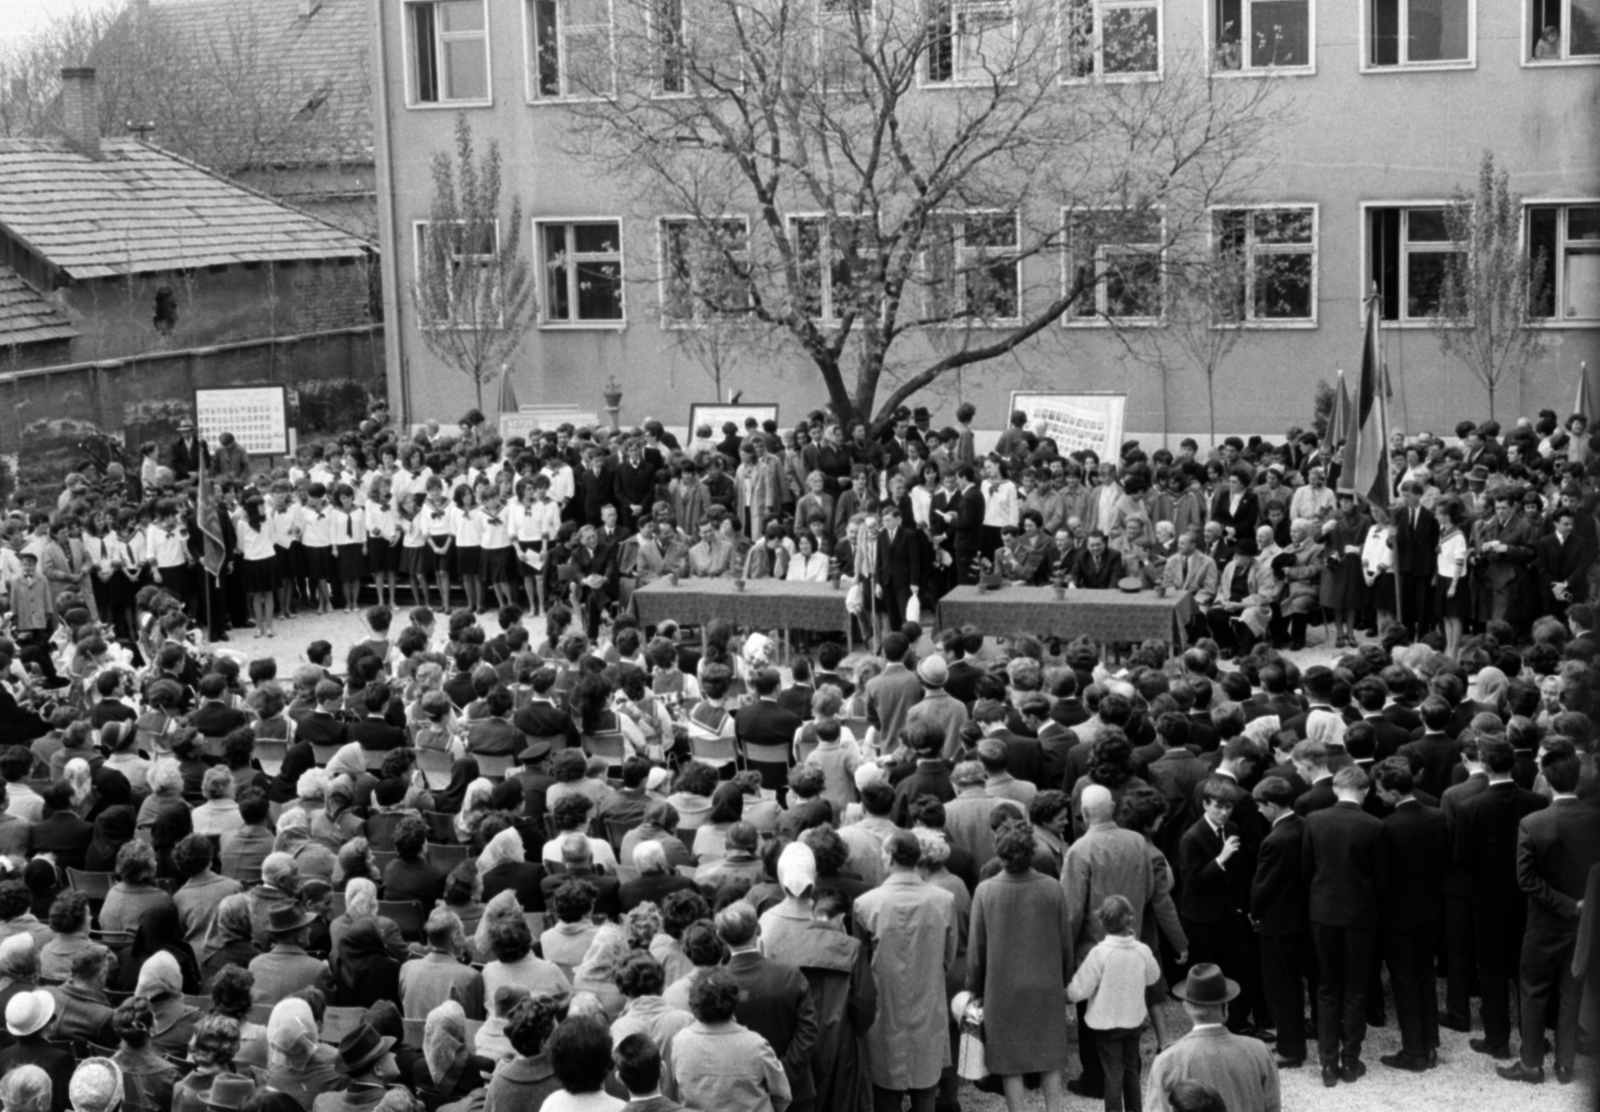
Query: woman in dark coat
967 818 1073 1106
435 757 482 815
84 805 136 873
1319 491 1372 649
267 741 316 805
332 918 402 1008
114 902 202 995
785 889 875 1112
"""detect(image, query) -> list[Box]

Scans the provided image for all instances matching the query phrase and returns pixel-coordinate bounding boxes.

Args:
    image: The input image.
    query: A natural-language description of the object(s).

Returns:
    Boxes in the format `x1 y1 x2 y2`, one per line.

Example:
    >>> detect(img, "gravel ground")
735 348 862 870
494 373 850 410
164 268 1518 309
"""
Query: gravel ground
213 609 1592 1111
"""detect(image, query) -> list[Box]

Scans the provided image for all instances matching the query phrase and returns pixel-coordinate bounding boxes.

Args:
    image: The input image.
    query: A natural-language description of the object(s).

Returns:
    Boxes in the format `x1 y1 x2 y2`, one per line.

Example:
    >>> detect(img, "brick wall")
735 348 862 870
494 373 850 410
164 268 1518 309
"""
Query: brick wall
287 258 376 333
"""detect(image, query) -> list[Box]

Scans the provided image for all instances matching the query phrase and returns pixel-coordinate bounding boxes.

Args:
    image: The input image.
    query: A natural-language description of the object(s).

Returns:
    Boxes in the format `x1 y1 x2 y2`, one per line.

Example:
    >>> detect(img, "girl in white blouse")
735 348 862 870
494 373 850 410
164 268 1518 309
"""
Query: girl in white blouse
786 532 830 582
1435 499 1469 659
512 474 561 615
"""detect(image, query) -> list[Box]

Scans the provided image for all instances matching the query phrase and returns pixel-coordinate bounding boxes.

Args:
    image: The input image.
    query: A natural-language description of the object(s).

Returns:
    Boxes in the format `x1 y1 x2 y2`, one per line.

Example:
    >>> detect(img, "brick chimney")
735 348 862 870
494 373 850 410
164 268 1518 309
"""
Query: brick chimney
59 67 100 159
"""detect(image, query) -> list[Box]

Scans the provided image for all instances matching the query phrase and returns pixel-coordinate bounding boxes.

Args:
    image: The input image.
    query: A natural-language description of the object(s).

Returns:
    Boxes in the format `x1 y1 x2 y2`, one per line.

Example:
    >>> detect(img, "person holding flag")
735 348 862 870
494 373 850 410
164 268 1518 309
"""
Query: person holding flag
188 442 236 643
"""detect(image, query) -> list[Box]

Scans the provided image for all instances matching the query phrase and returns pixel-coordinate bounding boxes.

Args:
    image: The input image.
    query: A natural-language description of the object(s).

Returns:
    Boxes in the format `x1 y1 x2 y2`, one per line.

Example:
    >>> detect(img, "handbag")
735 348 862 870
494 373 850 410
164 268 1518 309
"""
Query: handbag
905 593 921 624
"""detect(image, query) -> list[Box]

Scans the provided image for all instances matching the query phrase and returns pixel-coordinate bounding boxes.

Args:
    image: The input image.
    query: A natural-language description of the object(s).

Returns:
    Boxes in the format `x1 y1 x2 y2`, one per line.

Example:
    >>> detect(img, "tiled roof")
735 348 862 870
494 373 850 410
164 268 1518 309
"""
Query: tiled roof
102 0 372 166
0 266 76 347
0 138 373 280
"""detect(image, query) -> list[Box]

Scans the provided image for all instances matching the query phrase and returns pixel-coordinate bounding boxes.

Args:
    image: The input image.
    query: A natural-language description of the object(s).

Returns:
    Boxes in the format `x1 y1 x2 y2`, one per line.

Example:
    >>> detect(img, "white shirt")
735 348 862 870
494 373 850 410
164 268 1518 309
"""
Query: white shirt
1437 529 1468 579
478 507 512 549
146 523 188 568
300 505 334 547
544 465 574 507
366 504 399 543
234 513 277 562
787 551 830 582
330 507 365 546
454 506 484 546
270 505 303 548
981 479 1018 528
513 500 561 543
423 502 459 541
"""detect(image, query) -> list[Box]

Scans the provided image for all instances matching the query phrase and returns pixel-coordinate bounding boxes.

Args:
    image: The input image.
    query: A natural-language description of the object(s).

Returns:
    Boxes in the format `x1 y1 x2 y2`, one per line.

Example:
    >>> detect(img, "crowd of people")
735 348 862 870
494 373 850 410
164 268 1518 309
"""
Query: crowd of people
0 398 1593 1112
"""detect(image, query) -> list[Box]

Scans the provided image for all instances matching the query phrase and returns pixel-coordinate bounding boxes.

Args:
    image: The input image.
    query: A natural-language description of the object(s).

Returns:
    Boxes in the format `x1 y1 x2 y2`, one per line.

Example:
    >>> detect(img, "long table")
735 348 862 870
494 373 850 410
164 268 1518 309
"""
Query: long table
632 577 854 634
936 584 1192 647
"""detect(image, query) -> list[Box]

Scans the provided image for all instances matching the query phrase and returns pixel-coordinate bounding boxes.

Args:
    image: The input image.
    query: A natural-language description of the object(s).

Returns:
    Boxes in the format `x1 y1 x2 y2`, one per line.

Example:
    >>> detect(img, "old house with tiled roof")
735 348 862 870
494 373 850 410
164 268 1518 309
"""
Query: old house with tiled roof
0 68 375 373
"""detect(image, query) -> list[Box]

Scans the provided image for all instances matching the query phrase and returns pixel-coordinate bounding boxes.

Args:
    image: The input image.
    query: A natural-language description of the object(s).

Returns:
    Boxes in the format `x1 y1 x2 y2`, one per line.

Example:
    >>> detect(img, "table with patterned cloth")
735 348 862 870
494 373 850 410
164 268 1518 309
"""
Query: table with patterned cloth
936 585 1192 647
632 578 854 633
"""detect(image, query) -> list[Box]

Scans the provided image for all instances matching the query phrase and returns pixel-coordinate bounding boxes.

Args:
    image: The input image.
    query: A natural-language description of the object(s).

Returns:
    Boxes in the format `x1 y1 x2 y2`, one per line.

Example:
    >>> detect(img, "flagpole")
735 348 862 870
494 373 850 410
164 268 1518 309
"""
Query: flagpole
1368 286 1402 626
198 442 212 641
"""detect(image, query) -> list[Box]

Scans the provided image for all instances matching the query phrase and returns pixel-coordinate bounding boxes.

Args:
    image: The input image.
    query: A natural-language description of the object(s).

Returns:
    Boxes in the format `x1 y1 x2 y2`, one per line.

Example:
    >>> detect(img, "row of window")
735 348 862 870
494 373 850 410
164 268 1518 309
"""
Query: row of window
405 0 1600 104
416 203 1600 330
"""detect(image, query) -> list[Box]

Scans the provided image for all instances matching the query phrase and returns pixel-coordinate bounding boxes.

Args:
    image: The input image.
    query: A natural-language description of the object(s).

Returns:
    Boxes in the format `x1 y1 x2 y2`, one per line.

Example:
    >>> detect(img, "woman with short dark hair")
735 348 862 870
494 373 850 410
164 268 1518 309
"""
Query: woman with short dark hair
664 968 790 1111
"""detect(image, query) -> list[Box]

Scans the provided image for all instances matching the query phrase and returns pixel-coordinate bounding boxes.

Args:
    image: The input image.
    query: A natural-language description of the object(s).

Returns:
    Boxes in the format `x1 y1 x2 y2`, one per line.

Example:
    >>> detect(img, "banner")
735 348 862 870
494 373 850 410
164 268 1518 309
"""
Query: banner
1007 392 1126 461
195 450 227 580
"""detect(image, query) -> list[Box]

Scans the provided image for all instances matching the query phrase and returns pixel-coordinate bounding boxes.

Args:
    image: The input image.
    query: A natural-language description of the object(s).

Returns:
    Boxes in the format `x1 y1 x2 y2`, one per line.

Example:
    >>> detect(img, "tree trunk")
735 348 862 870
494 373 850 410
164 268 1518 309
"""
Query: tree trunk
1206 370 1217 448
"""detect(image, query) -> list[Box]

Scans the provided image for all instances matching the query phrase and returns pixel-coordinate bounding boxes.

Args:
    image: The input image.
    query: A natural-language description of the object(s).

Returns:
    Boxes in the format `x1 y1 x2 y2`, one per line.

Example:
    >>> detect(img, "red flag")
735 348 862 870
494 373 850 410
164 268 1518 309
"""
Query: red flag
1576 361 1593 424
196 448 227 580
1345 294 1390 509
1328 370 1352 449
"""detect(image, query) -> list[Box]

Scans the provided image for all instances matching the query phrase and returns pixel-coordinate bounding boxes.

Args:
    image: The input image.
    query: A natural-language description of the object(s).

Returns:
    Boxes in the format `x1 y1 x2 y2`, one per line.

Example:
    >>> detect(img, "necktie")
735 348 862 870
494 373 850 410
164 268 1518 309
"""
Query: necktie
1183 556 1190 582
346 517 352 537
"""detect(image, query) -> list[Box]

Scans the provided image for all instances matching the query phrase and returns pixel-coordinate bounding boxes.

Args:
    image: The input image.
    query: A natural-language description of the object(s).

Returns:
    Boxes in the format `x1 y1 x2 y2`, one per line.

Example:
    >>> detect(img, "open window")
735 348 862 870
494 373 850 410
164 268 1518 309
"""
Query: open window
408 0 491 104
1367 0 1473 68
923 211 1022 323
1064 209 1165 325
1063 0 1161 79
1213 0 1312 71
1528 204 1600 322
1366 206 1463 322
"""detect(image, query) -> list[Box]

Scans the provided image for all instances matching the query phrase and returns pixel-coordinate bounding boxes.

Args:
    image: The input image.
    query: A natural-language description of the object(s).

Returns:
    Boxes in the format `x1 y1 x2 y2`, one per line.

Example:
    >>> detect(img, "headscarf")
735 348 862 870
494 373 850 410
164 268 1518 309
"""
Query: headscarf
88 805 136 865
473 889 524 959
707 782 743 826
133 950 182 999
206 895 256 963
778 842 818 899
476 828 525 874
435 758 482 815
572 924 629 985
68 1058 124 1112
1476 667 1510 713
116 904 199 994
422 1000 471 1092
64 759 94 810
325 744 367 783
266 997 319 1071
344 878 380 922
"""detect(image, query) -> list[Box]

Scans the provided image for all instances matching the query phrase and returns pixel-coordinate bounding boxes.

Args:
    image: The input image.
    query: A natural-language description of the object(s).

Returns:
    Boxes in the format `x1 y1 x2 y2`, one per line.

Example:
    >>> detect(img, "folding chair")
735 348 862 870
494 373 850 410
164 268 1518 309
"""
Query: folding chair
416 749 454 791
321 1006 365 1045
604 817 641 854
422 812 457 844
426 843 470 871
253 741 289 777
582 731 629 775
477 754 515 780
67 869 114 902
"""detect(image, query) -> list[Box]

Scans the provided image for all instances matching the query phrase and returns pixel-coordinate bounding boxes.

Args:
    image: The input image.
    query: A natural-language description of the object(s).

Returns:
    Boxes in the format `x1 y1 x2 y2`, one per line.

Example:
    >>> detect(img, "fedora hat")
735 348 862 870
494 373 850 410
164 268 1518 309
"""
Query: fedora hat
336 1024 397 1075
5 988 54 1037
1171 963 1240 1006
202 1075 256 1111
264 903 315 935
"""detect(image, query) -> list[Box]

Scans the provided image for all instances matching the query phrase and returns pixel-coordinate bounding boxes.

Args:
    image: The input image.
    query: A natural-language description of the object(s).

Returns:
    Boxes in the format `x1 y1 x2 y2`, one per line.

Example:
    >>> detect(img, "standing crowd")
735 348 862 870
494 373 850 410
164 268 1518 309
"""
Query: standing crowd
0 398 1593 1112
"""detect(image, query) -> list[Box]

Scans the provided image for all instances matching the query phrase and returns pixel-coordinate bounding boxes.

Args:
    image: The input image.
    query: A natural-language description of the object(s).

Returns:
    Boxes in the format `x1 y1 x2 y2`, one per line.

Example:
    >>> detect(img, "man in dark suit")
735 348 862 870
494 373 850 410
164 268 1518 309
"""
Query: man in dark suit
347 685 408 751
1291 740 1337 817
1179 777 1259 1035
27 782 93 872
1453 739 1548 1059
568 524 619 639
1250 776 1312 1068
734 668 803 793
1535 505 1597 621
949 466 986 585
1372 758 1448 1072
167 418 210 483
874 504 922 630
612 441 658 530
714 900 819 1111
1071 531 1126 590
1393 481 1440 637
1352 677 1411 761
594 504 632 571
928 472 960 595
539 833 621 918
1144 714 1210 859
943 630 985 708
189 675 249 740
1501 744 1600 1084
513 668 582 751
574 448 618 527
297 681 350 747
1303 765 1388 1087
1397 697 1460 801
1439 733 1492 1032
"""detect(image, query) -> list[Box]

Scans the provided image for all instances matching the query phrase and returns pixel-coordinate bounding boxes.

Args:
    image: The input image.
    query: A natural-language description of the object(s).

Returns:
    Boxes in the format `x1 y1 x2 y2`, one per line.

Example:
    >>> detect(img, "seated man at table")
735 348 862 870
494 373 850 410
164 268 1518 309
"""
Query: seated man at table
1204 535 1278 658
620 518 688 587
568 523 618 638
1070 530 1126 590
1163 527 1219 640
687 520 736 578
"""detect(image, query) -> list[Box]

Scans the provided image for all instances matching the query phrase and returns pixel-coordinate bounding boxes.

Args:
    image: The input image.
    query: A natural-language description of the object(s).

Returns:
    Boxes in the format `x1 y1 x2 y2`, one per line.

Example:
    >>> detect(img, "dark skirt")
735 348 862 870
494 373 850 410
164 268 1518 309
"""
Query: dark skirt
1436 575 1470 620
1370 571 1396 611
404 544 429 578
274 545 296 581
241 555 281 594
419 544 450 576
455 544 482 577
367 537 399 574
481 546 514 583
303 545 334 582
337 542 365 581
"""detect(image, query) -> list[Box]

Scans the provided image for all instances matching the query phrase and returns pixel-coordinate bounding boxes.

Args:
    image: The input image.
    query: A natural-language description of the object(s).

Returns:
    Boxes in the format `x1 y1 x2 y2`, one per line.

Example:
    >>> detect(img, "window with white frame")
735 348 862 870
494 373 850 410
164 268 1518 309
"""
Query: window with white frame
1529 0 1600 60
415 220 503 327
1064 209 1164 324
791 215 873 320
1212 207 1316 323
1213 0 1312 71
528 0 614 98
818 0 874 90
1063 0 1161 79
660 218 752 325
923 212 1021 322
1368 0 1472 66
537 221 624 324
408 0 490 103
1367 206 1463 322
652 0 686 93
926 0 1017 83
1528 204 1600 322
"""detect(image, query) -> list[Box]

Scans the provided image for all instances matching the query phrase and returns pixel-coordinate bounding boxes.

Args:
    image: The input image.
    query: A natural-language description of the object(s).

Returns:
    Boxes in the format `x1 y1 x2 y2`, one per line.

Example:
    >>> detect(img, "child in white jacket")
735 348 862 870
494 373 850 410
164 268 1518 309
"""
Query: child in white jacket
1067 894 1162 1112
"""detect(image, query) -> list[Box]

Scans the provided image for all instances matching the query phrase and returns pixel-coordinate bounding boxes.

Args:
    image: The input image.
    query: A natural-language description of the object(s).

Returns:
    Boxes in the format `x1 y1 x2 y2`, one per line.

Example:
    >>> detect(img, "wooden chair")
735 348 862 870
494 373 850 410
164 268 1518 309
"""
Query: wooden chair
371 849 399 876
402 1018 426 1048
321 1005 365 1045
675 864 698 881
687 730 738 772
254 741 289 777
247 1004 273 1025
379 899 426 938
90 931 134 949
615 865 640 883
181 995 209 1012
416 749 454 790
582 731 629 773
68 869 114 902
603 817 641 854
360 748 388 774
426 843 470 871
422 812 457 844
739 742 792 771
311 744 342 767
476 754 515 780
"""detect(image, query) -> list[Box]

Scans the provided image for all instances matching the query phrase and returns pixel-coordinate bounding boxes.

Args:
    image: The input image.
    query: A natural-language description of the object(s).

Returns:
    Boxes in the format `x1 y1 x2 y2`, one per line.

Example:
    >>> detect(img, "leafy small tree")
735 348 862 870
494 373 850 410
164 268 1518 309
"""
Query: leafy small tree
1431 152 1549 419
410 114 536 414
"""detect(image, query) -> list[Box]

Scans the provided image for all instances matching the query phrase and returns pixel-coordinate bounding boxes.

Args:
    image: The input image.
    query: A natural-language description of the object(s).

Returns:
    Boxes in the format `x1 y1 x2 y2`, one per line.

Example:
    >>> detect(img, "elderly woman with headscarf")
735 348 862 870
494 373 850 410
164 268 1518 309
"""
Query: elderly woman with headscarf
1475 666 1511 720
453 777 497 845
200 895 260 992
262 996 349 1110
481 995 561 1112
113 902 200 995
169 1014 240 1112
569 923 630 1024
109 997 178 1112
478 826 545 912
329 879 410 966
134 951 201 1055
62 758 97 820
323 743 378 810
274 810 337 883
133 759 187 848
414 1000 493 1103
83 767 132 830
97 842 173 935
333 918 402 1009
334 839 380 892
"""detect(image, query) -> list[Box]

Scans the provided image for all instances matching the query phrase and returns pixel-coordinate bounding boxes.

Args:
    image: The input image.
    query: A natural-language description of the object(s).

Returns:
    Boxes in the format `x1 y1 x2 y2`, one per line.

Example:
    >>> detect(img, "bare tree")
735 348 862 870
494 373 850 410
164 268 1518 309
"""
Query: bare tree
410 114 536 414
555 0 1289 433
1431 151 1549 420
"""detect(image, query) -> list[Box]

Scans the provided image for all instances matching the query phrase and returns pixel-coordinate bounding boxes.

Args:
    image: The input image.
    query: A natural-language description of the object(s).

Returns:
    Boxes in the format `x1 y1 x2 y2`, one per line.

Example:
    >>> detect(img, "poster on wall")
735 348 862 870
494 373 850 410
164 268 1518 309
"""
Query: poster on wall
688 403 780 438
498 407 600 442
1008 391 1126 461
194 386 289 456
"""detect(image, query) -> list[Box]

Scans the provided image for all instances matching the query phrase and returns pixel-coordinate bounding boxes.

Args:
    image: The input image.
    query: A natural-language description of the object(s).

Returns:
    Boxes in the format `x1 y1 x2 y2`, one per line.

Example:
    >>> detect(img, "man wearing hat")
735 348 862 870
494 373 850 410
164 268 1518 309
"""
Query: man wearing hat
248 903 333 1003
1144 965 1279 1112
902 654 968 760
199 1074 254 1112
318 1023 402 1110
0 988 72 1112
167 418 210 485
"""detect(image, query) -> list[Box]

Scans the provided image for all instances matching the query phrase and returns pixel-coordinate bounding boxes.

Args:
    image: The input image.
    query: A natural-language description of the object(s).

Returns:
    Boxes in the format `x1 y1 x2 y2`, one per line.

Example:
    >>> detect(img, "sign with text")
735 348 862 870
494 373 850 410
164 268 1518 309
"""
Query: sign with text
194 386 289 456
1008 391 1126 461
499 409 600 442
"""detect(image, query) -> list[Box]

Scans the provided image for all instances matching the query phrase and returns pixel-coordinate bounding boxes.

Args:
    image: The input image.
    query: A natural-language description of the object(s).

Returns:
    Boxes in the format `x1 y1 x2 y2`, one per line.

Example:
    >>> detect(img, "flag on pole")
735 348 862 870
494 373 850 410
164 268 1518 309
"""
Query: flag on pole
497 363 520 415
1346 292 1390 508
1576 361 1592 424
196 448 227 581
1328 369 1352 449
